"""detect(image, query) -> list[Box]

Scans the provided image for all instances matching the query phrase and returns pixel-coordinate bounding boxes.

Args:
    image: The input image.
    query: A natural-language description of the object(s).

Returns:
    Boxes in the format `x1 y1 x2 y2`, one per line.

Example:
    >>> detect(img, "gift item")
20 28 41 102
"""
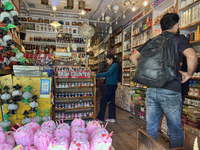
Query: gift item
1 85 11 104
22 85 32 103
29 95 39 112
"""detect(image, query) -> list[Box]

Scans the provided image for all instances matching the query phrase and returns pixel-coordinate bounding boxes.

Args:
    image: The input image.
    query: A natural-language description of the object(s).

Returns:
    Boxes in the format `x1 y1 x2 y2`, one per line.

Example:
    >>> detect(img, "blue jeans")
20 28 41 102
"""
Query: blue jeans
146 88 184 149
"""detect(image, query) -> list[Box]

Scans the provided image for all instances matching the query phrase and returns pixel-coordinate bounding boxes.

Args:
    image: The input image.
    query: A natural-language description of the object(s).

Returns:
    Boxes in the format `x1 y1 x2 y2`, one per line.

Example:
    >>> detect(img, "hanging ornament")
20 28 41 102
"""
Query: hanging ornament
29 95 39 112
7 101 18 114
42 108 50 121
12 96 21 102
1 85 11 104
34 109 42 125
3 35 13 46
22 85 32 103
0 113 11 132
105 16 110 23
22 110 31 125
12 84 22 97
4 1 14 11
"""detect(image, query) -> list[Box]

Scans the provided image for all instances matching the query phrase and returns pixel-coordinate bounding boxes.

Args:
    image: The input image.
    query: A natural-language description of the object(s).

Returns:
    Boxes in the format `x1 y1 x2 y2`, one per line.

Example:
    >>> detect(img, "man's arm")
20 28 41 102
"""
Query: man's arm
129 51 141 67
180 48 198 83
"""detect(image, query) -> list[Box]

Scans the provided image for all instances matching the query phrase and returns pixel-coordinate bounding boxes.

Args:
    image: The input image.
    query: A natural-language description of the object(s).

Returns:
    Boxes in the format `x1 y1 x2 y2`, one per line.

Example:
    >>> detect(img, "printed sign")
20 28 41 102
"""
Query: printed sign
53 66 85 73
132 11 144 24
40 79 50 98
154 0 165 8
57 71 91 78
57 33 72 38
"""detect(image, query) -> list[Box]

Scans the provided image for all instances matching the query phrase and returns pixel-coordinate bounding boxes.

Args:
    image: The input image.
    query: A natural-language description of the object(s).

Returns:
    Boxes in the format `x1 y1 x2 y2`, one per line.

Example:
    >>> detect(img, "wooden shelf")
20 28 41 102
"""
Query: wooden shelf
189 86 200 89
122 59 130 61
0 70 13 75
180 21 200 30
123 67 130 69
190 77 200 80
114 52 122 55
56 96 94 99
124 38 131 42
179 0 200 11
98 60 105 64
185 95 200 99
55 106 94 111
132 26 151 37
124 49 130 52
123 84 130 86
55 116 94 121
132 43 144 49
99 50 107 55
115 41 122 45
56 86 94 89
190 40 200 44
184 103 200 108
153 21 160 26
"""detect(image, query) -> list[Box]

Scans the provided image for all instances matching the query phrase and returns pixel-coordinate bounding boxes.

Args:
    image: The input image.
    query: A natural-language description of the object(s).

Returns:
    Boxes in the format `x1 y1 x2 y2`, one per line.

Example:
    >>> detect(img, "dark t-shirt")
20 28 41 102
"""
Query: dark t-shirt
137 31 193 93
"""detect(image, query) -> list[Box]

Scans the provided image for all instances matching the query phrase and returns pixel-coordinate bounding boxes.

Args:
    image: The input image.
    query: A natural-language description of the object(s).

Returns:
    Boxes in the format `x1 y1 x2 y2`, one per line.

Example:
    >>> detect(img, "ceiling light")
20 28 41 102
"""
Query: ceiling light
41 0 48 5
107 5 111 10
67 0 74 9
143 0 148 6
113 5 119 13
94 23 97 27
81 10 86 15
51 21 61 28
102 12 105 20
132 6 136 11
78 0 85 10
123 10 126 19
52 6 57 11
124 0 131 6
105 16 110 23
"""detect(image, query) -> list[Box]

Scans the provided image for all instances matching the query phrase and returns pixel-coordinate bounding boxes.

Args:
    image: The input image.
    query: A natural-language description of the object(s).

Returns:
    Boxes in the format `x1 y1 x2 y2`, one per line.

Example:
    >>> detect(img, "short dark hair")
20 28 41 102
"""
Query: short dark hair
160 13 179 31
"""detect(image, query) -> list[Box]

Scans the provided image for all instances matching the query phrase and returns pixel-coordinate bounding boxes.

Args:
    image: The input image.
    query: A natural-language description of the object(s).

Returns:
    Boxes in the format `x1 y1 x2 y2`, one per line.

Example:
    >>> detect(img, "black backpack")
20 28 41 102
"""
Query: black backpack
135 33 177 88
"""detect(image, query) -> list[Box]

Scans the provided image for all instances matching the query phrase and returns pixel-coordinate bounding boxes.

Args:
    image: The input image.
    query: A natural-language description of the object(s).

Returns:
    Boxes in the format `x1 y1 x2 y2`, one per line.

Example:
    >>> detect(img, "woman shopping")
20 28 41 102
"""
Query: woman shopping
93 54 121 123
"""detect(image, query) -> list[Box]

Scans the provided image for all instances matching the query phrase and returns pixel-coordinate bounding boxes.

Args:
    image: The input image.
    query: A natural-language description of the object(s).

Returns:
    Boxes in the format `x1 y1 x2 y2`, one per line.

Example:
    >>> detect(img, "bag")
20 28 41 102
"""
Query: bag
135 33 177 88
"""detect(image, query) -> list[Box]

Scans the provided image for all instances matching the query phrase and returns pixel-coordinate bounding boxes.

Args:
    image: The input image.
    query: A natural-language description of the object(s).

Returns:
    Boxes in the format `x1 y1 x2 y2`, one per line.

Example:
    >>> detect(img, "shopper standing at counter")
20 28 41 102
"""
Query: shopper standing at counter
93 54 121 123
130 13 198 149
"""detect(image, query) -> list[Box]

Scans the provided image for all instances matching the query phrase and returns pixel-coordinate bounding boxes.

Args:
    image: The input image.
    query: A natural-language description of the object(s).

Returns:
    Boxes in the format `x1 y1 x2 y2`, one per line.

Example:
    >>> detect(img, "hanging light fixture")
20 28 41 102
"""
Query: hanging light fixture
81 10 86 15
52 6 57 11
101 12 105 21
78 0 85 10
107 5 111 10
97 18 100 22
51 21 61 28
67 0 74 9
41 0 48 5
132 4 136 11
113 5 119 13
123 10 126 19
124 0 131 6
115 18 118 25
105 15 110 23
143 0 148 6
109 23 112 34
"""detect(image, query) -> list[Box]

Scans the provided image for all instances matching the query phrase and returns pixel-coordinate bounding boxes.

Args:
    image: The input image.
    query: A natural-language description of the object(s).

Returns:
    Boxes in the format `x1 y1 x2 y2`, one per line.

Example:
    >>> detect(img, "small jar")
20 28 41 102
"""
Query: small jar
58 93 62 97
62 103 65 108
71 103 75 108
68 83 72 87
61 112 65 118
65 103 68 108
90 82 94 86
86 102 90 106
74 82 78 87
72 93 75 97
77 93 81 97
84 82 87 86
65 83 68 87
84 102 87 106
55 113 58 119
87 82 90 86
84 112 87 117
81 102 84 107
75 103 78 107
71 83 75 87
71 113 74 118
58 103 61 108
65 93 68 97
68 103 71 108
59 83 62 87
89 101 93 106
58 113 61 119
86 112 89 117
78 82 81 86
68 93 71 97
81 82 84 86
75 93 78 97
62 93 65 97
78 102 80 107
55 93 58 97
55 104 58 108
56 83 59 87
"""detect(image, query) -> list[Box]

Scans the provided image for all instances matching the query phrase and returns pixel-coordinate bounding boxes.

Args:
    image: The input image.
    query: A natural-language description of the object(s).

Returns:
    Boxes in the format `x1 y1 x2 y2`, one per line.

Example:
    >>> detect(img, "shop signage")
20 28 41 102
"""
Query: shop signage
57 71 91 78
153 0 165 8
53 66 86 73
123 20 132 29
132 11 144 24
57 33 72 38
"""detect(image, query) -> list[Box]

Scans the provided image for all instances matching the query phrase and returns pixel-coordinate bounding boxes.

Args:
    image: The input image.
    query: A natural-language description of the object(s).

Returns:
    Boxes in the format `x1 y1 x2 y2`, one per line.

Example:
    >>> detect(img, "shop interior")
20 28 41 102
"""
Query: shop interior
0 0 200 149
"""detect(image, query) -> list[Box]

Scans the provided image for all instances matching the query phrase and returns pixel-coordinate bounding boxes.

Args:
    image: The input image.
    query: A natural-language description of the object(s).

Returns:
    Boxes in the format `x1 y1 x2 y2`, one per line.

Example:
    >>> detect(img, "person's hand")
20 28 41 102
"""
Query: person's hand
179 71 192 83
93 73 96 77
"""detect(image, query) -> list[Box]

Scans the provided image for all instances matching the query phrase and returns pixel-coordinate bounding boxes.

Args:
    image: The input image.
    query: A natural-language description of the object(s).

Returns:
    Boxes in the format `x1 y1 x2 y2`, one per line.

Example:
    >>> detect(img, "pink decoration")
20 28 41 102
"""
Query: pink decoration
69 138 89 150
86 121 101 136
25 122 40 132
71 114 85 128
41 120 56 131
34 129 54 150
57 123 70 131
0 143 13 150
0 132 5 144
14 126 35 147
23 146 38 150
47 137 69 150
71 126 86 136
71 131 89 141
4 131 15 148
54 127 70 143
90 128 109 142
90 132 113 150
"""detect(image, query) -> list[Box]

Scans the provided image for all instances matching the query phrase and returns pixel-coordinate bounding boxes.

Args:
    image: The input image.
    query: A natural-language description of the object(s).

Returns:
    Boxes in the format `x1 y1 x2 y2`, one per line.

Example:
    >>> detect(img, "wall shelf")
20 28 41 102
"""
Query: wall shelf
55 116 94 121
185 95 200 99
55 106 94 111
56 96 94 100
56 86 94 89
132 26 151 37
179 0 200 11
180 21 200 30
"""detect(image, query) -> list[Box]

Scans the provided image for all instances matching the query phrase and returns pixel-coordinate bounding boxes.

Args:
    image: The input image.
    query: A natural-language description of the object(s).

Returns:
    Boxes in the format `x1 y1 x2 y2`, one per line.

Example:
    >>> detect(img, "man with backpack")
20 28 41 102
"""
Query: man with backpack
130 13 198 148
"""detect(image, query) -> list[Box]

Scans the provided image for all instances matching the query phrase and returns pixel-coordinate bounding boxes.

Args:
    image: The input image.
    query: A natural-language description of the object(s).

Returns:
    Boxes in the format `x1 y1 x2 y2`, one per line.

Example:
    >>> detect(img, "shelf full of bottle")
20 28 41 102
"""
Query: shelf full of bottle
27 36 86 44
24 43 56 54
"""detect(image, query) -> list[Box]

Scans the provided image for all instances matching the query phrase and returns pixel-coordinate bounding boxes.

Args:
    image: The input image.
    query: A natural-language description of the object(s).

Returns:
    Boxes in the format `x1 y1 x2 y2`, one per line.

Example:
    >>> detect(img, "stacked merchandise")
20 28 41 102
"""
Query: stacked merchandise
1 117 113 150
115 83 133 112
160 115 170 139
130 93 145 119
